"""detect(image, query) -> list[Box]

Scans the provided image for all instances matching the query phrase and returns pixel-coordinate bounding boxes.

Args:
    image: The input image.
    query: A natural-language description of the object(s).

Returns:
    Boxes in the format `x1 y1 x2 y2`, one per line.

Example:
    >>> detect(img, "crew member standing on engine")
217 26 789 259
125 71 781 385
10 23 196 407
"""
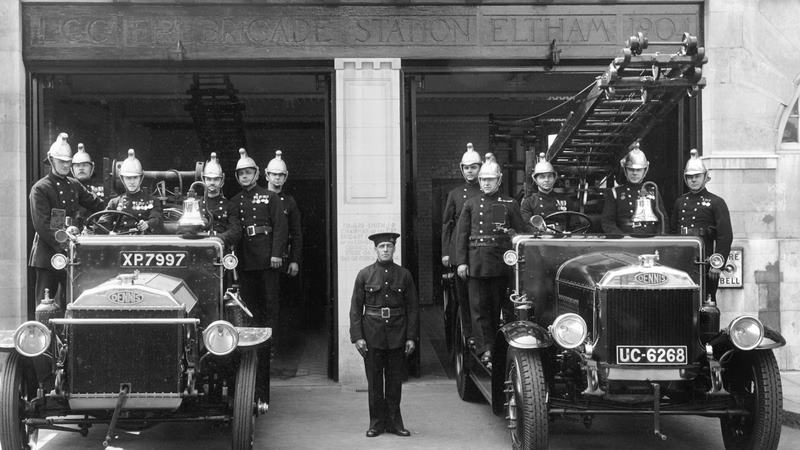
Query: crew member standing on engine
265 150 303 345
104 149 163 234
521 152 576 232
198 152 241 248
441 143 482 341
671 149 733 301
70 143 105 228
350 232 419 438
455 153 525 369
601 141 667 235
231 148 288 401
29 133 105 309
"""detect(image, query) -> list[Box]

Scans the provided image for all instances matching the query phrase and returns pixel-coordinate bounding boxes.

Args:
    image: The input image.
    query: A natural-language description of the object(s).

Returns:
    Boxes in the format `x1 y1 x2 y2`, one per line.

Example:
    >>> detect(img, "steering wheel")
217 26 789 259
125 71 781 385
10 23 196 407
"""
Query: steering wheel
85 210 141 235
543 211 592 234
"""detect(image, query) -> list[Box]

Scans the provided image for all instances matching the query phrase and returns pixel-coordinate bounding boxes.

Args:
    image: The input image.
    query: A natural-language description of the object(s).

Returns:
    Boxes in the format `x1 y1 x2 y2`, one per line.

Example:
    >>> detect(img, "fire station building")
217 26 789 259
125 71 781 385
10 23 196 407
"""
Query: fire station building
1 1 799 382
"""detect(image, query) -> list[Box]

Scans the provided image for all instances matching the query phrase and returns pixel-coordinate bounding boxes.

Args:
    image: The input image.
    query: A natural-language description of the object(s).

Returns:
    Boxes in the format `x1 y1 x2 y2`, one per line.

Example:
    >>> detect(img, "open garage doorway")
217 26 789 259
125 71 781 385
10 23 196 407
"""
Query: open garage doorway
29 70 336 384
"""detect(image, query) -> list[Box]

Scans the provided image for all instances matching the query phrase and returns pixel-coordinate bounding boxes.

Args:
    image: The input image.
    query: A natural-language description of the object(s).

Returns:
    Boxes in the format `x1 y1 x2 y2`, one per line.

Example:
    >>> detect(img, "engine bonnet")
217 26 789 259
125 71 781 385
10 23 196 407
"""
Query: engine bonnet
557 251 698 290
68 272 198 312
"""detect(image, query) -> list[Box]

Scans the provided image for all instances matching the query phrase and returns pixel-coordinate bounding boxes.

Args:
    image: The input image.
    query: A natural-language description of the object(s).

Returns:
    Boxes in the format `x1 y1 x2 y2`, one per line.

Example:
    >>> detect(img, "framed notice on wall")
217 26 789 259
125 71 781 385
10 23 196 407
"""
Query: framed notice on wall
718 247 743 288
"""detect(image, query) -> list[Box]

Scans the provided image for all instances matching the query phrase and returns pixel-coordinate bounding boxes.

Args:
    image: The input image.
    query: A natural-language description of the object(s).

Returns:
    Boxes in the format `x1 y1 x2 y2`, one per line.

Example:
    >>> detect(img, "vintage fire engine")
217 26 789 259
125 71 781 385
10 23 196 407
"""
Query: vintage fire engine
0 167 268 449
447 34 786 449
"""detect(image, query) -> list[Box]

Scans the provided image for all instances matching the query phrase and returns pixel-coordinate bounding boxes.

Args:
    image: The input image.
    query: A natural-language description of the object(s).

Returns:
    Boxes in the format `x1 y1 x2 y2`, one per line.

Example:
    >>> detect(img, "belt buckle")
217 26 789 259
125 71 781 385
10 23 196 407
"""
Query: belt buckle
380 307 391 319
246 225 256 236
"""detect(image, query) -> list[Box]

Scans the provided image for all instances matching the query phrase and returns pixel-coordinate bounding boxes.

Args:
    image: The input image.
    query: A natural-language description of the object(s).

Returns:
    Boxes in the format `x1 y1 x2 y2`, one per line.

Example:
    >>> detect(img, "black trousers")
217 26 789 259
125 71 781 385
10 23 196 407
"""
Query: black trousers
239 268 281 401
468 276 506 355
453 268 472 338
34 267 66 310
364 347 405 431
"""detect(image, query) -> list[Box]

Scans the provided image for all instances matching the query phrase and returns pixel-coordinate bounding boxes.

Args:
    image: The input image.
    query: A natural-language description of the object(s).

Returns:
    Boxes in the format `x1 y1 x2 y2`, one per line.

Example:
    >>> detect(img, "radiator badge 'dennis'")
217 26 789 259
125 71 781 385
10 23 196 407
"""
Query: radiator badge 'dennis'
634 272 669 285
108 290 143 305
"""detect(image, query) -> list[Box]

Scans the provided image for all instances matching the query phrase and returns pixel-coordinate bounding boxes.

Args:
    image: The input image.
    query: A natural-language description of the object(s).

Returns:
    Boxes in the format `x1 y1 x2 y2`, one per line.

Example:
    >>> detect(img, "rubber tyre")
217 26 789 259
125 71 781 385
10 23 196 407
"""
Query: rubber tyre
720 350 782 450
232 349 258 450
454 310 481 402
0 353 38 450
506 348 548 450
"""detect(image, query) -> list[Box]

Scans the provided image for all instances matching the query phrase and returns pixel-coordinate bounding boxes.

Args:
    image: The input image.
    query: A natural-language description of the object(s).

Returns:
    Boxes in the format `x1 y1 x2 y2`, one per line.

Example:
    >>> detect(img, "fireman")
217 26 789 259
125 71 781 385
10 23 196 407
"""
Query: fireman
70 143 104 228
103 149 163 234
29 133 105 309
198 152 241 248
264 150 303 342
521 152 576 232
455 153 525 368
601 141 667 234
441 143 482 341
671 149 732 301
231 148 288 400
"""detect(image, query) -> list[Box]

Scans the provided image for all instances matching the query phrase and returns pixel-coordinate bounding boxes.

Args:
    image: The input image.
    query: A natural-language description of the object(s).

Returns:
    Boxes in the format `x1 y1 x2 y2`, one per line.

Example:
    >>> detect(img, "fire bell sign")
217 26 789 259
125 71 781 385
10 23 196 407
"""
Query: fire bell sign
718 247 743 288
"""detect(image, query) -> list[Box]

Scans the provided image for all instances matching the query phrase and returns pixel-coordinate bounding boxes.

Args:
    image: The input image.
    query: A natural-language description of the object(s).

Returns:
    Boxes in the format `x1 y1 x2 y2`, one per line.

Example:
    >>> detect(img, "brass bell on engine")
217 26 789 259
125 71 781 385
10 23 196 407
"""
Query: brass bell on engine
178 189 207 231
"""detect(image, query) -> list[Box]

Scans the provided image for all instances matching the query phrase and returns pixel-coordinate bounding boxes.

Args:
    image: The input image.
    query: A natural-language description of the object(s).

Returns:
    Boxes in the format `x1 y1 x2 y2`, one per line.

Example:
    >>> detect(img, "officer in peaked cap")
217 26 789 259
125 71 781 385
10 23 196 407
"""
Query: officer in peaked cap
198 152 241 248
441 143 483 344
71 143 105 227
231 148 288 403
350 232 419 438
670 149 732 301
601 141 667 234
29 133 105 309
521 152 577 232
103 149 163 234
455 153 525 369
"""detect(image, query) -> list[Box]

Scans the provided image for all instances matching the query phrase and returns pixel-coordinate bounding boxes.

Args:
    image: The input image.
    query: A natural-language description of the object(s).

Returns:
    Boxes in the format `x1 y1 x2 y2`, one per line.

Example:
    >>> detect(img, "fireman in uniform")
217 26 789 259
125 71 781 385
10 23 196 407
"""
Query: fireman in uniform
231 148 288 400
264 150 303 345
455 154 525 368
104 149 163 234
198 152 241 248
671 149 733 301
29 133 105 308
70 143 105 227
601 142 667 234
521 152 576 232
441 143 482 341
349 232 419 438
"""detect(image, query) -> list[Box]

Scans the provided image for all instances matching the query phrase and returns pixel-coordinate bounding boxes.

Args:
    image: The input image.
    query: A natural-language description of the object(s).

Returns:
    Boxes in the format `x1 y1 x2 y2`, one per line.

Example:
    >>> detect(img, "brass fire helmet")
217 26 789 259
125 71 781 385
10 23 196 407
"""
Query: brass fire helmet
266 150 289 176
47 132 73 162
118 149 143 177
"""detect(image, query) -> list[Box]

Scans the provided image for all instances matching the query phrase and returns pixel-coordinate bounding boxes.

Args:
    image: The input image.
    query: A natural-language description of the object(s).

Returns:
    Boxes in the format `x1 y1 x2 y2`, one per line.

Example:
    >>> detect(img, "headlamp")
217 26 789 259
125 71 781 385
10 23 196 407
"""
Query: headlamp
203 320 239 356
728 316 764 351
550 313 587 349
503 250 518 266
708 253 725 270
51 253 69 270
222 253 239 270
14 321 52 357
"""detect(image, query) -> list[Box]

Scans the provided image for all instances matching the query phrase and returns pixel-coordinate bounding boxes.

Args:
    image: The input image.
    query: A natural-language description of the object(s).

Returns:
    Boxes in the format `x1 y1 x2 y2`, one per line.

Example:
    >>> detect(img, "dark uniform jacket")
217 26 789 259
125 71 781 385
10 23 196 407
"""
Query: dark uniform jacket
29 172 105 268
105 191 164 233
275 192 303 266
232 185 289 271
455 191 525 278
199 195 241 248
441 181 481 262
520 190 575 232
349 261 419 350
670 188 733 260
74 179 105 228
601 182 667 234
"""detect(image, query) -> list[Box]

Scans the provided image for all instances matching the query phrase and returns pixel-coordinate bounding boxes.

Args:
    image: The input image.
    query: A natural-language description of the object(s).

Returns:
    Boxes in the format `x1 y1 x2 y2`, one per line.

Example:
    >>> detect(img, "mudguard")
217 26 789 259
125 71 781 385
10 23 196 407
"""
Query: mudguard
499 320 553 349
708 324 786 350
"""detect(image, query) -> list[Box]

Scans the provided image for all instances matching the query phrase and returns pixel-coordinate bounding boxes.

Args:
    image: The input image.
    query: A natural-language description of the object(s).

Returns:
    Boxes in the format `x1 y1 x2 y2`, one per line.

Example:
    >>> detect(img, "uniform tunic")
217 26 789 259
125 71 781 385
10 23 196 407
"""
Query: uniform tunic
349 260 419 432
455 191 524 355
441 181 482 262
601 182 667 234
520 190 575 232
105 191 163 234
199 195 241 248
73 179 105 228
275 192 303 267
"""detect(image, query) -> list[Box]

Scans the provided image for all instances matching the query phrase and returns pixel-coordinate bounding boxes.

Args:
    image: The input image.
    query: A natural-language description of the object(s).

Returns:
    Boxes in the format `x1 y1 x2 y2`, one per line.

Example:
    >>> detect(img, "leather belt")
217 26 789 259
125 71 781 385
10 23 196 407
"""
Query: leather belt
246 225 271 236
632 221 658 229
364 306 404 319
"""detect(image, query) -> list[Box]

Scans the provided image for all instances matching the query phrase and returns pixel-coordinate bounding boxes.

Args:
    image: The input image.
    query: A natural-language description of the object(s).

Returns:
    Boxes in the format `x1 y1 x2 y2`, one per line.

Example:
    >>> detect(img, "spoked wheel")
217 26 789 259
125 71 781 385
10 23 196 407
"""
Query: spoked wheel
505 348 548 450
232 349 258 450
0 353 39 450
720 350 782 450
454 310 481 402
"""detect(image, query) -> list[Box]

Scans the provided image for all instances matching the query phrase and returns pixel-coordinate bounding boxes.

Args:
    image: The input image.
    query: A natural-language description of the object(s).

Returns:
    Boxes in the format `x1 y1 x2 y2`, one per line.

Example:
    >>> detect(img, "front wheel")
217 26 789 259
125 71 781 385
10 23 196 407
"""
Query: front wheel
720 350 782 450
0 353 39 450
232 350 258 450
505 348 548 450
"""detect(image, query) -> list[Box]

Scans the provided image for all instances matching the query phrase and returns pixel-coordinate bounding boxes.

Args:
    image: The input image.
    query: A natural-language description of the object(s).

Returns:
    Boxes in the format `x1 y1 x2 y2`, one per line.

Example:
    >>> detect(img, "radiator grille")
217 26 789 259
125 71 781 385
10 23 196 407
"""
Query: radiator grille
604 288 697 364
